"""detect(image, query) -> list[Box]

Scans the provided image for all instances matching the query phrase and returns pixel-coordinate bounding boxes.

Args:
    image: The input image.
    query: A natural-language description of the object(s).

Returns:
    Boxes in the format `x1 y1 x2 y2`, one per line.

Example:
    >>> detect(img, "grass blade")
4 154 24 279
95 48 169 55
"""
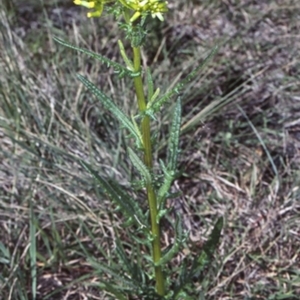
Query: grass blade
29 197 37 300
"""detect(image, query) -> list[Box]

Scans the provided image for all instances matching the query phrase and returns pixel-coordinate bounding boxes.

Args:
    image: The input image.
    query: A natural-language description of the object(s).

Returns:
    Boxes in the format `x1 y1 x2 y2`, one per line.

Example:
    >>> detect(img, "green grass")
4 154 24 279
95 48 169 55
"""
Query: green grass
1 0 300 299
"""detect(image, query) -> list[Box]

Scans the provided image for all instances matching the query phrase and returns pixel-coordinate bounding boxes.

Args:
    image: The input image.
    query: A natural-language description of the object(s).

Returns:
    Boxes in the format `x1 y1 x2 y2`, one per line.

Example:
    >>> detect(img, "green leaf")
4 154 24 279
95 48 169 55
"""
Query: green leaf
156 99 181 207
157 160 175 206
146 68 154 103
77 74 143 148
0 242 10 264
130 233 152 245
267 292 298 300
152 46 218 113
192 217 224 276
191 216 223 276
155 215 183 267
89 259 136 290
202 216 223 260
115 237 146 286
29 197 37 300
127 147 152 185
53 37 140 79
118 40 134 71
167 97 182 171
80 160 148 229
115 238 136 275
96 282 128 300
106 178 147 228
174 217 223 297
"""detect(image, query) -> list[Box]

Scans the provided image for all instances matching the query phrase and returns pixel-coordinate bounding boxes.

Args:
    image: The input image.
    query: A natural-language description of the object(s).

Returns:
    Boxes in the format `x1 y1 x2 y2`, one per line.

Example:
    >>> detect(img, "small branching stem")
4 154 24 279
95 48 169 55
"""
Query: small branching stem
132 46 165 296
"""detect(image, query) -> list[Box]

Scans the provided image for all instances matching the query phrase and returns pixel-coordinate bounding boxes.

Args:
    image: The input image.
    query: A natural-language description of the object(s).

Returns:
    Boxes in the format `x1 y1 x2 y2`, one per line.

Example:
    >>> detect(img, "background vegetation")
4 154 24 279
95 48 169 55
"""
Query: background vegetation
1 0 300 299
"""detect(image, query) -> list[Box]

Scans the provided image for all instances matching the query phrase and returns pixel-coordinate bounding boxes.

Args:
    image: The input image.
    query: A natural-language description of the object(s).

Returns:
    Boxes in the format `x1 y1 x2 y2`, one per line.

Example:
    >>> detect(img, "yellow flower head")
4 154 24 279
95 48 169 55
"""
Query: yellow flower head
74 0 168 21
119 0 168 22
73 0 108 18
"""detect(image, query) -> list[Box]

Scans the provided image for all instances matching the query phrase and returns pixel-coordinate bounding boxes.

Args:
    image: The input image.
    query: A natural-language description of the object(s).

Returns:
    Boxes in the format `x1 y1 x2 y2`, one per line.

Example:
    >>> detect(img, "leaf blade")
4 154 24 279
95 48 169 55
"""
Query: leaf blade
53 37 139 79
152 46 218 113
80 160 147 228
77 74 143 148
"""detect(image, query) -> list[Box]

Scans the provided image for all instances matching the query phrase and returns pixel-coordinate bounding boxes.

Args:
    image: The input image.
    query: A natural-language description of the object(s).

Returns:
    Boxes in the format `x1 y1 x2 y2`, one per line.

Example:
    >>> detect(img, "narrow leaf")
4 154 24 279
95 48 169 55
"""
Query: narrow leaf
77 74 143 148
191 216 223 276
152 46 218 113
202 216 223 260
106 178 148 228
80 161 147 228
115 237 145 285
0 242 10 264
167 97 182 171
53 37 139 78
115 238 134 275
146 68 154 103
128 147 152 185
29 198 37 300
174 217 223 296
155 215 183 267
157 160 175 206
118 40 134 70
89 259 136 289
157 98 181 206
96 282 128 300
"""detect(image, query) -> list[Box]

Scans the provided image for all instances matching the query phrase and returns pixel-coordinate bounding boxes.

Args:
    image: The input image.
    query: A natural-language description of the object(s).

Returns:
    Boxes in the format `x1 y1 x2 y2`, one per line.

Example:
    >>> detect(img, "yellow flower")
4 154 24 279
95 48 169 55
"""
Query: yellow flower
119 0 168 22
74 0 168 21
73 0 105 18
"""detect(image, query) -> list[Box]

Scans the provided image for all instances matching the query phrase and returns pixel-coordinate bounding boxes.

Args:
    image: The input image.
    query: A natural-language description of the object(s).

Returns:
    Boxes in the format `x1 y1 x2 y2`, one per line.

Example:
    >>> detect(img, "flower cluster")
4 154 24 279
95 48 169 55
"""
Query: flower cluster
120 0 168 21
73 0 168 21
74 0 104 18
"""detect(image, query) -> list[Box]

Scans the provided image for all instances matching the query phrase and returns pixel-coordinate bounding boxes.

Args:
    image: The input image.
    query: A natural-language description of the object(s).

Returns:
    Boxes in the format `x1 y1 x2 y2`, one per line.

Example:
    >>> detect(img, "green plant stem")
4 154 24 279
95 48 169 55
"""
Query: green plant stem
132 46 165 296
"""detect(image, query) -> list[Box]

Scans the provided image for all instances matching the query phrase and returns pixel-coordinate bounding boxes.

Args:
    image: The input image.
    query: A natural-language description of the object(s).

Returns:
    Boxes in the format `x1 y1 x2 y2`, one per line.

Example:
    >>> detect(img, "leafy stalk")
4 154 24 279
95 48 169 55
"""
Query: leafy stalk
132 45 165 296
53 2 221 297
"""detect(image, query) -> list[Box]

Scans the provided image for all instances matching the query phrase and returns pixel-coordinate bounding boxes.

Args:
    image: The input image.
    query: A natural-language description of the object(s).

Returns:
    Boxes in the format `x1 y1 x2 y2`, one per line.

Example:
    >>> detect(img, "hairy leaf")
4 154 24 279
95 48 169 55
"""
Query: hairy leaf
152 46 218 113
155 216 183 267
174 217 223 297
53 37 140 78
80 161 147 228
77 74 143 148
167 97 182 171
146 68 154 103
157 160 175 206
202 216 223 260
128 147 152 185
115 237 145 285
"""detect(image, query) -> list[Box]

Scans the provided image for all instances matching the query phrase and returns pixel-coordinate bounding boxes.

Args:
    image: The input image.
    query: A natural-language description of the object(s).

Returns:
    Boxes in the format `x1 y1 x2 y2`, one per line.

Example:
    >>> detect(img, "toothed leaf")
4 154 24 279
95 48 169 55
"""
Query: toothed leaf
167 97 182 171
146 68 154 103
152 46 218 113
155 215 183 267
77 74 143 148
80 161 147 228
128 147 152 185
53 37 139 79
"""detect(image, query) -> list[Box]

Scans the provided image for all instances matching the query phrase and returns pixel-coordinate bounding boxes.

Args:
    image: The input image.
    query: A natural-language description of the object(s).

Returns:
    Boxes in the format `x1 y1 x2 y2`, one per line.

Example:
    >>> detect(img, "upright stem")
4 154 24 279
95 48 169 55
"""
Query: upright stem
132 46 165 296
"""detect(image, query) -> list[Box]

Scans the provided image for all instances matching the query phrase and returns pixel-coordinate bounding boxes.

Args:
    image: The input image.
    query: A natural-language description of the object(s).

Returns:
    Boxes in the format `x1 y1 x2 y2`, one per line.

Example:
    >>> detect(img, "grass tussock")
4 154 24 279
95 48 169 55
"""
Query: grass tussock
1 0 300 299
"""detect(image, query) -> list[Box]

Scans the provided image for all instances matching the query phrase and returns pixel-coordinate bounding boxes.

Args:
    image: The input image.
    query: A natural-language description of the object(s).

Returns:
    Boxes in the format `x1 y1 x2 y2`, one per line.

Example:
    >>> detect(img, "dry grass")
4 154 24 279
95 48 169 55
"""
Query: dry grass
1 0 300 299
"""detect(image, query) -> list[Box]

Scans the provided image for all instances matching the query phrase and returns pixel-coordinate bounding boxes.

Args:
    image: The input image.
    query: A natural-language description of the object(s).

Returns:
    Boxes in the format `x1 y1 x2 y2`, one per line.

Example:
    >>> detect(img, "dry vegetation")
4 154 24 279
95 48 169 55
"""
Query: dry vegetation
0 0 300 299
